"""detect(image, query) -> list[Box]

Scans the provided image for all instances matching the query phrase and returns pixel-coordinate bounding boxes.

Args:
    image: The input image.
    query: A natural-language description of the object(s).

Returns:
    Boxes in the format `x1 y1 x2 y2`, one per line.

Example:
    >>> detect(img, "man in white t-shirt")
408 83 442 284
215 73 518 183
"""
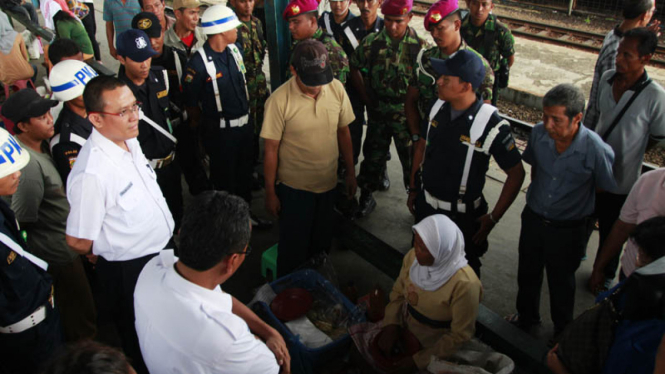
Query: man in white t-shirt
134 191 290 374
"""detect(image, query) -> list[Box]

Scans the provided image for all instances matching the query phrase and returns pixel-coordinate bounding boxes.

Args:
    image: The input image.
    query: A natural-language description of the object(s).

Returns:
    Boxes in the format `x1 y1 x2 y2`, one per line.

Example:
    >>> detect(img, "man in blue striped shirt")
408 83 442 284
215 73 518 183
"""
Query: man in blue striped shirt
104 0 141 59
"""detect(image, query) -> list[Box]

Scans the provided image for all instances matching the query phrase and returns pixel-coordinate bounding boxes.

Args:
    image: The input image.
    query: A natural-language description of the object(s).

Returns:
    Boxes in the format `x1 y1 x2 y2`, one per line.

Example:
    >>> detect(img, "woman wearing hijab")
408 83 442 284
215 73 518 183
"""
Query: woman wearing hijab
0 10 36 87
378 214 483 373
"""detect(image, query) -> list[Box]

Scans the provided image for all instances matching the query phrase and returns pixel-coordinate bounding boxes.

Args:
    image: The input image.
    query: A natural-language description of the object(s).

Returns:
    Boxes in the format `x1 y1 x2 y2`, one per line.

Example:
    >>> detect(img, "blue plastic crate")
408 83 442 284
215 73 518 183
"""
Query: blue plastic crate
252 269 365 374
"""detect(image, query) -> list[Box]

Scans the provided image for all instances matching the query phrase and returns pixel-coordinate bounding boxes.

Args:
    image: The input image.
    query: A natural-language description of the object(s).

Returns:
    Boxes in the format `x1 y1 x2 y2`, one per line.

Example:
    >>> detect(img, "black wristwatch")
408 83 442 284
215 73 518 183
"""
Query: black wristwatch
411 133 421 142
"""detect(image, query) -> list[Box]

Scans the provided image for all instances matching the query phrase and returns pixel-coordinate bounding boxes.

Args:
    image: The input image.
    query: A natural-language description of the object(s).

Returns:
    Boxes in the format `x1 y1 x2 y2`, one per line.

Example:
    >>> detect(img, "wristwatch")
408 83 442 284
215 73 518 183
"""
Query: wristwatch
411 133 421 143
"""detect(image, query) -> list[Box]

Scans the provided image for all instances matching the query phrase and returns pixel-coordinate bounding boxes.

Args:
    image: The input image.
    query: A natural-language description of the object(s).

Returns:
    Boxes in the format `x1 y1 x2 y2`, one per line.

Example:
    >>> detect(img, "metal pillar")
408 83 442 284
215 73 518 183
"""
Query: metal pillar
265 0 291 90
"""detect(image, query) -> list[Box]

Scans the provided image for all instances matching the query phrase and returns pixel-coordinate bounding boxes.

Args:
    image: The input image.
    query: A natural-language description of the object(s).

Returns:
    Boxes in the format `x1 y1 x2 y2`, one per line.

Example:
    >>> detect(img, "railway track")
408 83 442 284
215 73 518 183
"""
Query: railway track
411 0 665 68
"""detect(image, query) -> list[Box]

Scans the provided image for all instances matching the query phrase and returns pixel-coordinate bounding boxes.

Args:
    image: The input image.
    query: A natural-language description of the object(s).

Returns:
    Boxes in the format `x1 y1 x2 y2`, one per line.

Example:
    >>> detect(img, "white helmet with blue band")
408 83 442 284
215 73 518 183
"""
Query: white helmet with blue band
49 60 98 102
0 128 29 179
201 5 241 35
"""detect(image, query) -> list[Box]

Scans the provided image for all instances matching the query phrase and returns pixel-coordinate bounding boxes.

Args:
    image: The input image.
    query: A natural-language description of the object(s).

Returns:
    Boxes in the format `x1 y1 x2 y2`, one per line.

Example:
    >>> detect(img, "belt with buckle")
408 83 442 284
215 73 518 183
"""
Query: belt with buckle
0 287 54 334
424 190 481 214
148 151 176 170
220 114 249 129
526 206 587 228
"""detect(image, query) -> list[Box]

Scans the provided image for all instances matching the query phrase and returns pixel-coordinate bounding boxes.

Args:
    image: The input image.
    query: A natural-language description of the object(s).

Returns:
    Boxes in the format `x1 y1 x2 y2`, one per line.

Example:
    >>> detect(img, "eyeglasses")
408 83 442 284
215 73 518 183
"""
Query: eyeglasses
89 102 141 118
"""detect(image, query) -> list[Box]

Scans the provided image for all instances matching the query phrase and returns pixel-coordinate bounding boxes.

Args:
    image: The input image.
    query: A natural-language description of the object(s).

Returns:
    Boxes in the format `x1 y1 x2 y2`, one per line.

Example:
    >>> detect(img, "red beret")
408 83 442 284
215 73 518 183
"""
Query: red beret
424 0 458 31
381 0 412 16
283 0 318 20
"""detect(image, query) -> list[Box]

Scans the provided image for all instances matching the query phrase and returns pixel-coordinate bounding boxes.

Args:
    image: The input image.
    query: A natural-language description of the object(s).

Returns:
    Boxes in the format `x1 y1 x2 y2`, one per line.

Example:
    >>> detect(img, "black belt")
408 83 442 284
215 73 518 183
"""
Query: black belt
407 304 451 329
526 206 587 228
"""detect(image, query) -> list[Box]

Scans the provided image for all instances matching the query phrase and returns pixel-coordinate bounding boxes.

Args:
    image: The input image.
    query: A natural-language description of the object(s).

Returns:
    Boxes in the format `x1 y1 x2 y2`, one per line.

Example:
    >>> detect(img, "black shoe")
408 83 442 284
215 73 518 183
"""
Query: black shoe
355 191 376 218
250 213 273 230
378 170 390 191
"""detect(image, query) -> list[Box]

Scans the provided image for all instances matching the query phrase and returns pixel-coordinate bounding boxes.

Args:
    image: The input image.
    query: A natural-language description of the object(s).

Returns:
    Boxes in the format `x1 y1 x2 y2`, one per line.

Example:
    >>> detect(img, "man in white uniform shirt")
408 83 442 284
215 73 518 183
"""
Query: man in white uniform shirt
134 191 290 374
65 76 174 374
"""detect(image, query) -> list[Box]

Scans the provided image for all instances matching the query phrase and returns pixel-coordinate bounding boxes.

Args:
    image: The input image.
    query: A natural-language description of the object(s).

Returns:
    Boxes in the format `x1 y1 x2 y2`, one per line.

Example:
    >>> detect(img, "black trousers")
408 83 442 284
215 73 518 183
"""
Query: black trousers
203 121 253 203
516 206 586 333
80 4 100 60
348 91 365 165
95 253 157 374
155 160 183 232
0 299 62 374
414 191 488 278
276 184 336 277
593 191 628 280
175 124 210 196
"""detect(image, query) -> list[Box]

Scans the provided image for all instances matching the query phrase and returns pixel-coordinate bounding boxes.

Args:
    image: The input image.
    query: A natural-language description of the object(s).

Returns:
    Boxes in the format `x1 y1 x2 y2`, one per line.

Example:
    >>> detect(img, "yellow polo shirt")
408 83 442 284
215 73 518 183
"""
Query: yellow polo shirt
261 77 355 193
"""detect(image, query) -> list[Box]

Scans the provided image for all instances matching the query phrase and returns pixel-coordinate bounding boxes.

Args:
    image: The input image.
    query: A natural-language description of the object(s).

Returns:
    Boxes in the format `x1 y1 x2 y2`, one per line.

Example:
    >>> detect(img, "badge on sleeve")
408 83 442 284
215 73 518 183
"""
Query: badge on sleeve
184 74 194 83
6 250 16 265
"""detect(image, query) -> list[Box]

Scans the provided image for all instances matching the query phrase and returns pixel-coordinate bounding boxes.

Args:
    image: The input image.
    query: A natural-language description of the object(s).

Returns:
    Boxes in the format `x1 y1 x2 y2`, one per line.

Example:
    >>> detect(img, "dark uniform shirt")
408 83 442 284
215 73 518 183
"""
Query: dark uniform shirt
152 45 188 112
339 15 383 59
119 67 174 160
421 99 521 202
51 105 93 185
318 10 356 47
182 41 249 122
0 199 52 327
460 13 515 72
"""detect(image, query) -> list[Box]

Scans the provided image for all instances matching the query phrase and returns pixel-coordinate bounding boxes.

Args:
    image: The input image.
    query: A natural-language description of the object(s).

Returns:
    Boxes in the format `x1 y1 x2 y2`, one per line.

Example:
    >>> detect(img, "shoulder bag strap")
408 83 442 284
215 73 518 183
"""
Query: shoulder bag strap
602 78 652 141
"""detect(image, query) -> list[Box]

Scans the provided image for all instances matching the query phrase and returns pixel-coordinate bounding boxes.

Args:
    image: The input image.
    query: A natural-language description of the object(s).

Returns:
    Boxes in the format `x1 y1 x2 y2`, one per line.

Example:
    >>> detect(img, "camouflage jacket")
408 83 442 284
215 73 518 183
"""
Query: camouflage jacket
460 13 515 72
410 40 495 117
287 28 349 84
350 27 427 111
236 15 269 99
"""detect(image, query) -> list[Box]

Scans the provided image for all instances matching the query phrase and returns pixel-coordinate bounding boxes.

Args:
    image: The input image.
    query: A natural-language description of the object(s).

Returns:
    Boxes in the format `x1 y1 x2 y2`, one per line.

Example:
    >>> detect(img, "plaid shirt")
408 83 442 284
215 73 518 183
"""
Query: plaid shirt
584 26 622 131
67 0 89 19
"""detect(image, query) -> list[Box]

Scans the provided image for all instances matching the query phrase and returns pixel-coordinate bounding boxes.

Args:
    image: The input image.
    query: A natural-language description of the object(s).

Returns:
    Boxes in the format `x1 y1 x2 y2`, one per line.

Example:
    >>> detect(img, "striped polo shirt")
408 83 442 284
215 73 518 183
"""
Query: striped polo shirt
103 0 140 43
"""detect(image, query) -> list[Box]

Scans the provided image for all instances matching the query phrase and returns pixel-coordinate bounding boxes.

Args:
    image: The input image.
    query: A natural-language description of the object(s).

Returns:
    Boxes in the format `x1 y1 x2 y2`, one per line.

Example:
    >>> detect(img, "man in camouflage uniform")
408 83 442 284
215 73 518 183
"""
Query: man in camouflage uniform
229 0 269 181
319 0 355 45
461 0 515 105
284 0 349 84
405 0 494 148
351 0 426 217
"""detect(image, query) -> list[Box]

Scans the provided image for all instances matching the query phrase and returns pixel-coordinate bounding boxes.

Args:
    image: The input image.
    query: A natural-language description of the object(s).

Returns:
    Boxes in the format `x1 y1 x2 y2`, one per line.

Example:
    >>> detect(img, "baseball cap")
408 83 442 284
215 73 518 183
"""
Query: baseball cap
430 50 485 90
132 12 161 38
1 88 58 124
381 0 412 16
116 29 158 62
173 0 200 9
424 0 458 31
283 0 318 20
291 40 333 87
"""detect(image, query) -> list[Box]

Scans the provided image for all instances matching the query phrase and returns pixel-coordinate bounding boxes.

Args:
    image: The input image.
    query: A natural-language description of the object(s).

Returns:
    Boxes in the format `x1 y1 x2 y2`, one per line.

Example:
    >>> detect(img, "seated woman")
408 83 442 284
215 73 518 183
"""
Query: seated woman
378 214 483 373
547 216 665 374
52 10 93 60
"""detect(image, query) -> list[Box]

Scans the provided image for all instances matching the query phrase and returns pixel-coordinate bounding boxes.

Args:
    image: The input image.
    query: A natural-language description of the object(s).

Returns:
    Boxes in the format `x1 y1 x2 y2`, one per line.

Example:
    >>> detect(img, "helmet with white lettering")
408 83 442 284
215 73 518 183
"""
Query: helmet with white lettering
49 60 98 102
201 5 241 35
0 128 30 179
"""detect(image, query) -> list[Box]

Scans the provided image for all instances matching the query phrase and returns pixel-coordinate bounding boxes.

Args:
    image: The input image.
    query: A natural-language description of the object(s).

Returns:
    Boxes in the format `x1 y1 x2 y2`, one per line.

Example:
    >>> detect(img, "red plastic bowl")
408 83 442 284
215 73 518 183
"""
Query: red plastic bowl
369 328 421 370
271 288 314 322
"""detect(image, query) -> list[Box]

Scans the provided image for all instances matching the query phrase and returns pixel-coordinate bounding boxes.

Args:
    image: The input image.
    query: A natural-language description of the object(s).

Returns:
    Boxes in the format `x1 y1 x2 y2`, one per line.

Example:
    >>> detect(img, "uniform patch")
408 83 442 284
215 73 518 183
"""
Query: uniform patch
68 157 77 169
430 120 438 128
460 135 481 147
137 18 152 30
205 72 223 82
157 89 168 99
502 135 516 151
184 74 194 83
7 250 16 265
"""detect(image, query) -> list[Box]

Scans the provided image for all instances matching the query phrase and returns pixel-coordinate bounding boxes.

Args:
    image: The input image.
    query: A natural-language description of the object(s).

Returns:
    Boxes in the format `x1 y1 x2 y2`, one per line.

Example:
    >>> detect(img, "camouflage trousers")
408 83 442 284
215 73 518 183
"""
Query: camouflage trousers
357 108 412 192
250 91 269 136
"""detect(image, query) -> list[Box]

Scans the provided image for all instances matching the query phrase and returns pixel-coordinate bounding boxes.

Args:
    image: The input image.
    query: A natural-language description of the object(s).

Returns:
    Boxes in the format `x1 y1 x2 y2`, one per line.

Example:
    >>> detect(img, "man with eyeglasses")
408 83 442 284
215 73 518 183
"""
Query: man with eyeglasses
134 191 290 374
65 76 175 374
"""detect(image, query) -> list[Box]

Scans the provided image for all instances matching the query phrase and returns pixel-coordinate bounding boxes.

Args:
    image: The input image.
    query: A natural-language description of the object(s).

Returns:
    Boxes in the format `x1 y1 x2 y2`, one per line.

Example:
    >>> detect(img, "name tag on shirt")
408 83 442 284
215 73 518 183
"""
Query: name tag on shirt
157 90 168 99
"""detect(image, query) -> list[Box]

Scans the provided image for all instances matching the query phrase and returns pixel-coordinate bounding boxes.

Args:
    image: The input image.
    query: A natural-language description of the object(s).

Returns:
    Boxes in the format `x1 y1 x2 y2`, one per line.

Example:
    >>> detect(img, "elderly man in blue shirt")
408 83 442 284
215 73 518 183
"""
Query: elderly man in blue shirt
507 84 617 338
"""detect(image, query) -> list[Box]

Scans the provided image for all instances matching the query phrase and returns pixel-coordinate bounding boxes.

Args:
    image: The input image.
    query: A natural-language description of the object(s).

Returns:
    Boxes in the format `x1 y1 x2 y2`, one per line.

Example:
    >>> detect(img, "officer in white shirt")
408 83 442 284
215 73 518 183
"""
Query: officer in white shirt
65 76 174 374
134 191 290 374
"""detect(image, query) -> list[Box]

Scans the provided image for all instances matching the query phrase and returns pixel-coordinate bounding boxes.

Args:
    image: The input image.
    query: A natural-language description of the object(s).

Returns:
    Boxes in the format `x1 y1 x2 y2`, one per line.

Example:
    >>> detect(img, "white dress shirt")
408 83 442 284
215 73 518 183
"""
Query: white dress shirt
66 129 174 261
134 250 280 374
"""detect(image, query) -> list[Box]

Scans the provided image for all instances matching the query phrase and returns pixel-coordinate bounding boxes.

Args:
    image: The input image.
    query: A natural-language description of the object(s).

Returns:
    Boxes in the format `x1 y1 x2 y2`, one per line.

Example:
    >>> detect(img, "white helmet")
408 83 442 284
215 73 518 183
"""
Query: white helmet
49 60 98 102
0 128 30 179
201 5 241 35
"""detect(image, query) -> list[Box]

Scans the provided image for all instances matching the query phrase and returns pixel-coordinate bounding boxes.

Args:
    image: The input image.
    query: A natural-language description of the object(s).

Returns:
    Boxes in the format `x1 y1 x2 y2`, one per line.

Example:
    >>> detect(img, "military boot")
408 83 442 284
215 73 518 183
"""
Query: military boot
355 190 376 218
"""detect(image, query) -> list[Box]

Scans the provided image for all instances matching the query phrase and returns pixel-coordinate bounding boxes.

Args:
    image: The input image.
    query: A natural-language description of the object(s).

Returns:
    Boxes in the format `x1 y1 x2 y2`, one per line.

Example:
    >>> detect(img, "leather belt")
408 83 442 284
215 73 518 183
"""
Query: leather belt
222 114 249 129
148 151 176 170
424 190 481 214
0 288 54 334
526 206 587 229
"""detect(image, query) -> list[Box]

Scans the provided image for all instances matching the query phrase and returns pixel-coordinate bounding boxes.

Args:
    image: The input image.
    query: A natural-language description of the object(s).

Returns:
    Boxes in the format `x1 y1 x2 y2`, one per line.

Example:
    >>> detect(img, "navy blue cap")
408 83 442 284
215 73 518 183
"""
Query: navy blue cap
116 29 158 62
430 50 485 90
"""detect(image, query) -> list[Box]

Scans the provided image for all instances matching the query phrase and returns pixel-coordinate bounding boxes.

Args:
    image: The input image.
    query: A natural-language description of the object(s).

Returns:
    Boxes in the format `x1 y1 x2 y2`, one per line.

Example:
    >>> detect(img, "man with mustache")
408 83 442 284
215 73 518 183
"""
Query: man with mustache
117 29 183 231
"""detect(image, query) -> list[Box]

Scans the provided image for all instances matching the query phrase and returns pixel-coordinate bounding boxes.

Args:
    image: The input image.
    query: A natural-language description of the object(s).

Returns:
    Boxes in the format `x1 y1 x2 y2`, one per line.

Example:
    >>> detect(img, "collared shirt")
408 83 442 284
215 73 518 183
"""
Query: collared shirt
338 15 384 57
460 13 515 72
182 41 249 121
619 169 665 277
261 77 355 193
51 105 93 185
102 0 141 42
523 123 616 220
421 99 522 203
66 129 174 261
318 10 356 47
593 69 665 194
164 25 207 57
584 26 622 130
134 250 280 374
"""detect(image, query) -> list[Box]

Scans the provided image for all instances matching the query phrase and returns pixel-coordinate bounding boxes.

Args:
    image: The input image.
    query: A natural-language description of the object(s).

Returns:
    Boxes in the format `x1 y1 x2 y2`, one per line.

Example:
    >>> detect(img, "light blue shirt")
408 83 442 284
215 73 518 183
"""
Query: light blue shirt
524 122 617 220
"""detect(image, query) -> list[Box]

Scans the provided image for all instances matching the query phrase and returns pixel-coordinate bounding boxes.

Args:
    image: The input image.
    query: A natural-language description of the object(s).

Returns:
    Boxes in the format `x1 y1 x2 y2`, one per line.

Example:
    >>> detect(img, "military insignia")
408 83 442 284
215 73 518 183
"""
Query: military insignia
429 11 442 23
7 251 16 264
135 37 148 49
184 74 194 83
137 18 152 30
290 5 300 15
401 6 409 14
430 120 438 128
68 157 76 169
157 89 168 99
